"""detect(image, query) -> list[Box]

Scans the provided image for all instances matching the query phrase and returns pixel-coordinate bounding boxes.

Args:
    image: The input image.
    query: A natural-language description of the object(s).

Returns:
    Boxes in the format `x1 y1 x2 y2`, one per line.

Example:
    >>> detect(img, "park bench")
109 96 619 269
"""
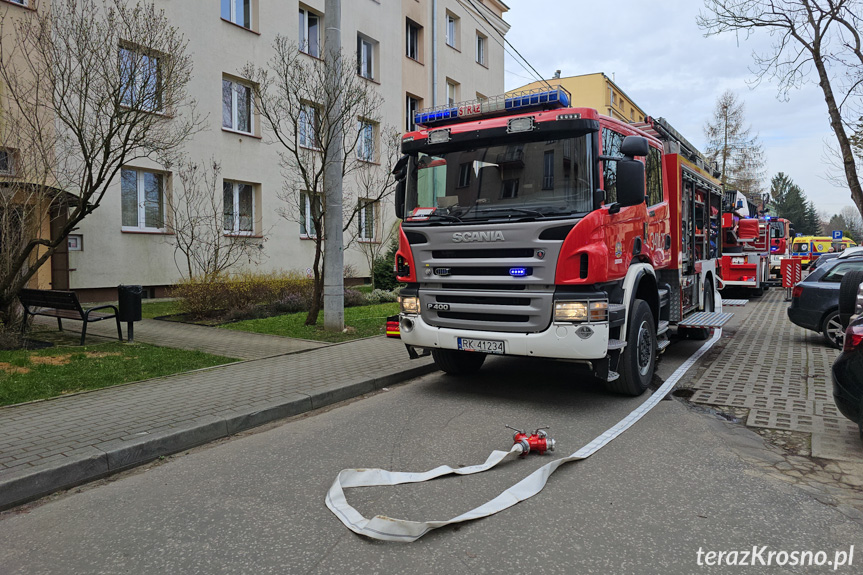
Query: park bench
19 288 122 345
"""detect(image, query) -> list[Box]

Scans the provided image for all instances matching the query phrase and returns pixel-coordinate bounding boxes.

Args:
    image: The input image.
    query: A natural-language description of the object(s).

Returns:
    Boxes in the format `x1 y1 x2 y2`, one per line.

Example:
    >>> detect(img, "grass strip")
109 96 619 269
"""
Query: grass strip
0 342 237 406
222 302 399 343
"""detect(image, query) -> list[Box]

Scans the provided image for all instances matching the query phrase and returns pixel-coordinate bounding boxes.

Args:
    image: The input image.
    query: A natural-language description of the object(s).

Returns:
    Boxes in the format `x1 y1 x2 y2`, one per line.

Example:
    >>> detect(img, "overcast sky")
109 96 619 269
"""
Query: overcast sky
499 0 854 217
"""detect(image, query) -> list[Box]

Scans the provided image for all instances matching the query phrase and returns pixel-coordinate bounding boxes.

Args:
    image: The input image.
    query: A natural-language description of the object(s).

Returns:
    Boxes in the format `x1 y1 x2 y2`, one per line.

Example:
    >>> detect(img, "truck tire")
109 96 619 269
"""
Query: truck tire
839 270 863 329
432 349 486 375
686 279 714 341
822 309 844 349
607 299 656 396
751 286 764 297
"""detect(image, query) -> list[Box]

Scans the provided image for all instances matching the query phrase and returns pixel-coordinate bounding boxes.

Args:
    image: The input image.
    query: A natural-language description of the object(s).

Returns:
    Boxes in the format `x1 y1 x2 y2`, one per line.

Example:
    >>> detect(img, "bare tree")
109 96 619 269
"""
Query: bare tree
243 40 397 326
0 0 198 324
698 0 863 219
703 90 766 201
164 159 266 281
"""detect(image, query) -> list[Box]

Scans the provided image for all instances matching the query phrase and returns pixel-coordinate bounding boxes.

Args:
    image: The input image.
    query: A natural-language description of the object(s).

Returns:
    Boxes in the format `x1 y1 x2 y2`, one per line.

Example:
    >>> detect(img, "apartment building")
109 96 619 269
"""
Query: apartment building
3 0 508 300
511 72 647 125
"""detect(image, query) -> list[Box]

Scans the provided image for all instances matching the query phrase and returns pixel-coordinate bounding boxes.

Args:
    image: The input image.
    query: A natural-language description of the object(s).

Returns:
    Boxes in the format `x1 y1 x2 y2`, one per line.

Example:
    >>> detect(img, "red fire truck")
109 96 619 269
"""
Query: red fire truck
717 191 771 296
392 88 731 396
768 216 794 278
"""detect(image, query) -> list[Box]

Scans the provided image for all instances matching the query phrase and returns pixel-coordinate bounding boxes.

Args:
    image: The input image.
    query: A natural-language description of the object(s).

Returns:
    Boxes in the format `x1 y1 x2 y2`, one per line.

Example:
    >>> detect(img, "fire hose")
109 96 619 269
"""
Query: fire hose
326 327 723 543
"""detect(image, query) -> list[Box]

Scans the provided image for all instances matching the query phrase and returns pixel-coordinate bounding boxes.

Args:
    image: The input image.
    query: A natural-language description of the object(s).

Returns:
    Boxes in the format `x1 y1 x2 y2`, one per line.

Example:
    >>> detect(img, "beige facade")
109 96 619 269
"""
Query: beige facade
59 0 508 299
510 72 647 124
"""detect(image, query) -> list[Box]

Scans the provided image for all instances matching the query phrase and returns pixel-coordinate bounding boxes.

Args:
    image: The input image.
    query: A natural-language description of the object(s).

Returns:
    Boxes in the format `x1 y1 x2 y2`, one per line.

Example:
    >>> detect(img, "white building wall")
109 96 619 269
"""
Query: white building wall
69 0 508 296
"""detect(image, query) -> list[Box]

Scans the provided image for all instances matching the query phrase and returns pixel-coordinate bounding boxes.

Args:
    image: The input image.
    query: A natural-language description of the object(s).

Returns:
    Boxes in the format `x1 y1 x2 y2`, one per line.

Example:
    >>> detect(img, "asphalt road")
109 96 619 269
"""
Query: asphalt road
2 324 862 574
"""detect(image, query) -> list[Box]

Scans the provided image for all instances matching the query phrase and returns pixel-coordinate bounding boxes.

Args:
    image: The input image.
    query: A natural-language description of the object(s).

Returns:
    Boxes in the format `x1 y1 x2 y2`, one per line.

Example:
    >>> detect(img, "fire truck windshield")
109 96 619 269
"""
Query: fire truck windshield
404 135 593 222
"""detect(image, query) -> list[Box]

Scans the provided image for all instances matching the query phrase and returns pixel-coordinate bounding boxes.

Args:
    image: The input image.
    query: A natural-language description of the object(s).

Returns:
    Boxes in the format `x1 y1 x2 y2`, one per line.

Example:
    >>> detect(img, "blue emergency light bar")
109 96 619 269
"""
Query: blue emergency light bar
413 87 572 128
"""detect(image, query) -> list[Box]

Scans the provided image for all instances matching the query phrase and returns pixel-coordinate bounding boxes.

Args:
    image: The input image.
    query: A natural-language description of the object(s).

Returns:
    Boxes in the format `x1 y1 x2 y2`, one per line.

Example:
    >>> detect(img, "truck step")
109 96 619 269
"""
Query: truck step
657 338 671 352
657 320 669 335
722 299 748 307
658 288 669 308
607 338 627 351
608 303 626 327
607 370 620 382
677 311 734 329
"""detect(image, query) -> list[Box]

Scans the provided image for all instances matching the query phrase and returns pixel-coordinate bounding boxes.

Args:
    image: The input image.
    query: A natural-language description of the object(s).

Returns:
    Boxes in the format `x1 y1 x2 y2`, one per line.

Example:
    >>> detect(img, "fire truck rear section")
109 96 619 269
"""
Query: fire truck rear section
393 89 732 396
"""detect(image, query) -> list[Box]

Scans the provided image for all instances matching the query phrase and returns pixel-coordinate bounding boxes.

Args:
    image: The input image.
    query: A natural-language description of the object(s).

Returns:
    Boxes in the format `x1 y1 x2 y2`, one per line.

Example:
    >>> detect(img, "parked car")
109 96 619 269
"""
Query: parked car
832 270 863 438
788 256 863 348
810 252 840 270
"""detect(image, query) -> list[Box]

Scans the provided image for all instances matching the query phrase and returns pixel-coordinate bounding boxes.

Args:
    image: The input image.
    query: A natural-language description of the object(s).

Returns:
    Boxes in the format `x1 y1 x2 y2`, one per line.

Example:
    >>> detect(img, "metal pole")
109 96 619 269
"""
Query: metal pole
323 0 344 331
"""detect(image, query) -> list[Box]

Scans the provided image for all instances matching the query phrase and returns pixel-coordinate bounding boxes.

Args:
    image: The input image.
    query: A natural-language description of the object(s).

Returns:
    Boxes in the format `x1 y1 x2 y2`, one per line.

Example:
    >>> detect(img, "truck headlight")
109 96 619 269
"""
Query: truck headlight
399 295 420 315
554 301 587 322
554 300 608 322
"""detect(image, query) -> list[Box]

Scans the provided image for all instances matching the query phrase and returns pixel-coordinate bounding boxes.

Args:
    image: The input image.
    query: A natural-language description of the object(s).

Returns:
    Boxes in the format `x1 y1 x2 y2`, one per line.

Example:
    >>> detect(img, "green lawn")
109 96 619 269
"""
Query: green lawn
141 299 183 319
222 302 399 343
0 341 237 406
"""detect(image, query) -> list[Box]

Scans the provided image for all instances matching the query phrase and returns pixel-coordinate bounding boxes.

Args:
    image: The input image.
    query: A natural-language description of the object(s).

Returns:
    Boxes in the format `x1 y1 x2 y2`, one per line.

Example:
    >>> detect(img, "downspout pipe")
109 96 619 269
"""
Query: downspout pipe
432 0 437 106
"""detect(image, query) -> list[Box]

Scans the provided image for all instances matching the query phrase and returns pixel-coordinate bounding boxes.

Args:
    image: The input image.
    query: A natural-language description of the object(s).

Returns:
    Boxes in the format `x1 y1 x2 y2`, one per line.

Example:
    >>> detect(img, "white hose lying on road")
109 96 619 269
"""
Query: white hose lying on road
326 328 723 542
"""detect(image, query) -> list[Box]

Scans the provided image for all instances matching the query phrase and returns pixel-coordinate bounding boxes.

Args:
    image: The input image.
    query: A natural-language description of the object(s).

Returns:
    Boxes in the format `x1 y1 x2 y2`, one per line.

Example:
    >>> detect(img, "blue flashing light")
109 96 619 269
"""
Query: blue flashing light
509 267 528 277
413 87 572 128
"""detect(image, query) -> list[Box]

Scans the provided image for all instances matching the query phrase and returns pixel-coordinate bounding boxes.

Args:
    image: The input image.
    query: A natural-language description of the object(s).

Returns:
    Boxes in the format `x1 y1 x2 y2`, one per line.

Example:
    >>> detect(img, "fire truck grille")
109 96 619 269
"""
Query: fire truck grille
420 289 552 333
438 312 530 323
432 248 535 259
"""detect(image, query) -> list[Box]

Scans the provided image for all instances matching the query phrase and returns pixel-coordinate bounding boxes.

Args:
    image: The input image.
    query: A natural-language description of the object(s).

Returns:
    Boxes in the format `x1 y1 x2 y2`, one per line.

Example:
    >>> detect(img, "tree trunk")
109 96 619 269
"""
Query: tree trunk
812 46 863 217
305 237 324 326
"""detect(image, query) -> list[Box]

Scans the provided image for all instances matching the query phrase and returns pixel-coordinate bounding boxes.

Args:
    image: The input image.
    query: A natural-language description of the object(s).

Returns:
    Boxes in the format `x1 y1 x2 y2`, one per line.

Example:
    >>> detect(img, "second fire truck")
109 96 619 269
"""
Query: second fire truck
392 88 732 396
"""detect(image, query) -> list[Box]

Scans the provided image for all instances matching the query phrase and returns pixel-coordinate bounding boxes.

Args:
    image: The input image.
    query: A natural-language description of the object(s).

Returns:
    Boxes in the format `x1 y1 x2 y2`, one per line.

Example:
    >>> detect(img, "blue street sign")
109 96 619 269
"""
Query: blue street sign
833 230 843 240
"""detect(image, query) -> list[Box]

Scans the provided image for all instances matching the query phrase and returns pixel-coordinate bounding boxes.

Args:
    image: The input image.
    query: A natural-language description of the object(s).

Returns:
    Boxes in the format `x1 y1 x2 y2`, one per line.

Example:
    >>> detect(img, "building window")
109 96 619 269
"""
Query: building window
358 199 376 241
222 78 253 134
457 163 471 188
406 19 420 61
476 33 487 65
223 181 254 235
121 168 164 231
406 94 420 131
221 0 251 29
299 103 319 149
501 179 518 199
119 47 161 112
542 150 554 190
0 149 14 176
300 191 321 238
357 35 375 80
446 13 458 48
630 108 635 120
357 120 376 162
299 8 321 58
7 0 26 6
447 81 457 106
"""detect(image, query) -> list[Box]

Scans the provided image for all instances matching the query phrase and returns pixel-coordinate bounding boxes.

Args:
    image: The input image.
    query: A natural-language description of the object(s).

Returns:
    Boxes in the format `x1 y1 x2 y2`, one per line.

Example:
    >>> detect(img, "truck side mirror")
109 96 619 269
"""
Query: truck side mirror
394 180 405 219
617 159 646 207
620 135 648 157
617 136 648 207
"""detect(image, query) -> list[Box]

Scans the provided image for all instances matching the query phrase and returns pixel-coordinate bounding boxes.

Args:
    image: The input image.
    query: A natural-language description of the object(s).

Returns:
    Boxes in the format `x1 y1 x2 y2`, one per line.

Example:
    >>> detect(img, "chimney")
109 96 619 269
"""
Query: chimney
553 70 561 79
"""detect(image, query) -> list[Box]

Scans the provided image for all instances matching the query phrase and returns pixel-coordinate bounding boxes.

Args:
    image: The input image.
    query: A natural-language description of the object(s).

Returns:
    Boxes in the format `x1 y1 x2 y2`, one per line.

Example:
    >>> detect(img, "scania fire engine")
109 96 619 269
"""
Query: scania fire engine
392 88 732 396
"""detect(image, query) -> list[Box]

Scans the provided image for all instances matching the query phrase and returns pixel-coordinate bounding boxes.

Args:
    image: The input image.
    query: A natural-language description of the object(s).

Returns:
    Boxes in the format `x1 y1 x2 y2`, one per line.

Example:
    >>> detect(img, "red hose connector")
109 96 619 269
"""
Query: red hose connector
506 425 556 455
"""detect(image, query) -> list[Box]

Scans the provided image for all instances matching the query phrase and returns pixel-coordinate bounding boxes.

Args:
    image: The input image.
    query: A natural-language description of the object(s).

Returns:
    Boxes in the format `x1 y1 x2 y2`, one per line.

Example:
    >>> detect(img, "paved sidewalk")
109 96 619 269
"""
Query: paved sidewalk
683 288 860 459
34 316 327 360
0 331 435 509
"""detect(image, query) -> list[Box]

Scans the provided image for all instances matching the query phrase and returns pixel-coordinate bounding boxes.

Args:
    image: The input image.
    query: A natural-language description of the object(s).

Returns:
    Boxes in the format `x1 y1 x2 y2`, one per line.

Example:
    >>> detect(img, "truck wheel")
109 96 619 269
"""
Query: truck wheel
432 349 486 375
607 299 656 396
822 309 844 349
687 279 714 341
838 270 863 329
751 286 764 297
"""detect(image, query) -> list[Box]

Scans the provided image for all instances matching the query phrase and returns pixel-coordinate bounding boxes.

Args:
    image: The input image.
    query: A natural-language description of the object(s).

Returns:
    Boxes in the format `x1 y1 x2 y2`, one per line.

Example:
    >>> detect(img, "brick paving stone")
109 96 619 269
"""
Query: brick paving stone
689 288 862 461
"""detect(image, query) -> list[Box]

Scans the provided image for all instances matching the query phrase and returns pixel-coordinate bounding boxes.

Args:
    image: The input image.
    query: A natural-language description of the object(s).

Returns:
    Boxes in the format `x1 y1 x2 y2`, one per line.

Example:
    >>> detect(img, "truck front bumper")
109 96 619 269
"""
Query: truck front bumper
398 314 610 361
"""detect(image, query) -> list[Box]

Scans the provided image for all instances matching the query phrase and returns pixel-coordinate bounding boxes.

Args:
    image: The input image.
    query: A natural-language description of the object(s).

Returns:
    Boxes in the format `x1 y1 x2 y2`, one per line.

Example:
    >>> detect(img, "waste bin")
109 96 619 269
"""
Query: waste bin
118 285 143 322
117 285 143 342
